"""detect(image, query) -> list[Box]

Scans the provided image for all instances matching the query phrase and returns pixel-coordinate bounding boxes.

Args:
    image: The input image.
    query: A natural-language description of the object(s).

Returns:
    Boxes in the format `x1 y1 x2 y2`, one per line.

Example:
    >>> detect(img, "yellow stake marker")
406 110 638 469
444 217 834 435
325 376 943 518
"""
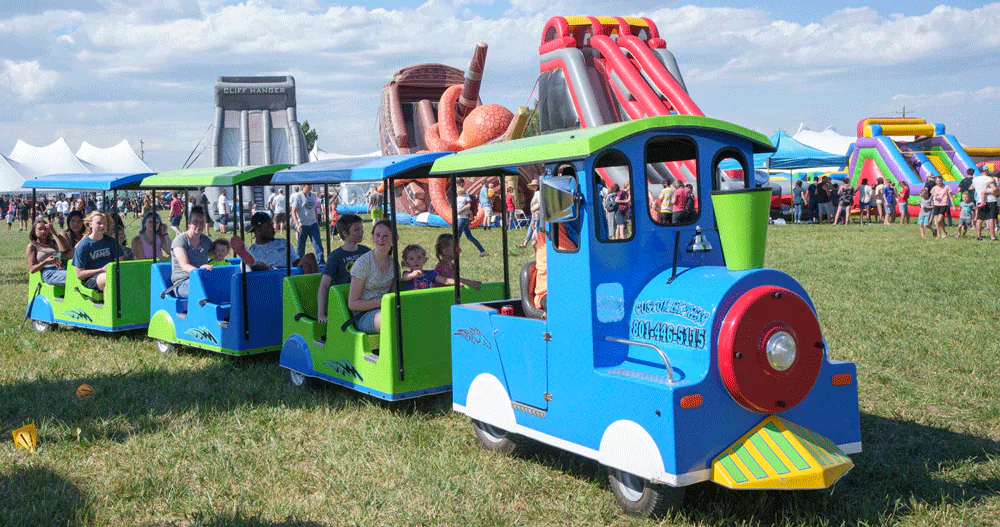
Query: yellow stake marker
13 424 39 453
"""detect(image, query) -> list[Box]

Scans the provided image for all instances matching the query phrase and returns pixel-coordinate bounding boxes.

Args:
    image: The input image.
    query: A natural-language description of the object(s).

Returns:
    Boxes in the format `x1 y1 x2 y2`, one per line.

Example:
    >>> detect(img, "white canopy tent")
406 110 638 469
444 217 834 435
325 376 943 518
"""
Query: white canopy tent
792 124 856 157
0 155 27 194
0 138 150 193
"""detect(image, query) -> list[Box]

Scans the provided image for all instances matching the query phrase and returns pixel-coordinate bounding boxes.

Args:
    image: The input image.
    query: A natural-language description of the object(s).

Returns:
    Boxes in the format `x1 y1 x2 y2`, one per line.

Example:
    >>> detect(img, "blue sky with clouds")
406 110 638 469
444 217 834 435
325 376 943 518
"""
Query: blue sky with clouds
1 1 998 171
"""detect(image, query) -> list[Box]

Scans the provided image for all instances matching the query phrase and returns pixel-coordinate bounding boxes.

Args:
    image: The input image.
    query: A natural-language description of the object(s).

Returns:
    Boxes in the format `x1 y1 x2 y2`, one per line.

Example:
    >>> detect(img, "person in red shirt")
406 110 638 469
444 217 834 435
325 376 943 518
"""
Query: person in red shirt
168 194 184 235
505 189 516 230
671 181 690 224
897 182 910 224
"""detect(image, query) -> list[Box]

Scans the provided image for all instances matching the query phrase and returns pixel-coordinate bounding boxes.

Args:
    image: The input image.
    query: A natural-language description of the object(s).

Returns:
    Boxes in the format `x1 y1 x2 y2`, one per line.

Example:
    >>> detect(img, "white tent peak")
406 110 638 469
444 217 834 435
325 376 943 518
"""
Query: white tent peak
792 126 856 157
77 140 151 174
9 138 91 179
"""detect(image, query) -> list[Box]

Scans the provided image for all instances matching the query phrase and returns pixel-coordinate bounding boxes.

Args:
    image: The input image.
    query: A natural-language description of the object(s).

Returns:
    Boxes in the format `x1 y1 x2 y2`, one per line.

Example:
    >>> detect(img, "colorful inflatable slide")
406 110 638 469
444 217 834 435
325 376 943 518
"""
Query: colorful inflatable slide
536 16 702 186
849 117 982 211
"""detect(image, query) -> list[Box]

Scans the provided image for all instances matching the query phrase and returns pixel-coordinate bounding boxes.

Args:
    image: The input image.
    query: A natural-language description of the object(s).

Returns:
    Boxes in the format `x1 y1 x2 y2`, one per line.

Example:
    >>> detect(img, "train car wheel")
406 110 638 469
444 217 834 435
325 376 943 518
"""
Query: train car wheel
32 320 52 333
289 370 308 387
607 467 684 518
471 419 536 455
155 340 176 355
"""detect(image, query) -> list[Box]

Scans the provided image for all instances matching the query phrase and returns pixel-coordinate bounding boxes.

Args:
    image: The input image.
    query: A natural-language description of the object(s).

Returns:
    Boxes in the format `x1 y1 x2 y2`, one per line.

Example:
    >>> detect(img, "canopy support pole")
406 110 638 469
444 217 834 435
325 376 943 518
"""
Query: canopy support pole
30 189 36 222
113 189 122 319
498 175 510 299
237 184 250 341
285 185 291 276
233 185 240 238
151 189 157 263
388 176 405 382
324 183 331 262
451 176 460 306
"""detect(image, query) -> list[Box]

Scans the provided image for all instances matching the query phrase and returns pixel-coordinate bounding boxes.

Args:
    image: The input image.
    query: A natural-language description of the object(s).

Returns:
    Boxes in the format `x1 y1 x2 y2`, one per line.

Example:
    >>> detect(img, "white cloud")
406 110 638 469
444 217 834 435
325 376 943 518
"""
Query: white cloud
1 60 59 100
891 86 1000 105
72 2 544 74
651 4 1000 83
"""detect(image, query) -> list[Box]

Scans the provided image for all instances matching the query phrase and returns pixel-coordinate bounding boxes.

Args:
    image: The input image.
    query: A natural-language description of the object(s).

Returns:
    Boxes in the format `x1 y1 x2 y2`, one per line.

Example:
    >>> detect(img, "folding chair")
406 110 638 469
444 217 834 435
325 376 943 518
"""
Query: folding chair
512 209 530 228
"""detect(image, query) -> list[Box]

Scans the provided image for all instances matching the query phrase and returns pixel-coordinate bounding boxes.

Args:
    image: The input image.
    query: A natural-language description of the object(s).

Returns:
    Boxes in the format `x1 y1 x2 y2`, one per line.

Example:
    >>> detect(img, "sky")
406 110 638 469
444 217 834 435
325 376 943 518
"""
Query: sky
1 1 999 171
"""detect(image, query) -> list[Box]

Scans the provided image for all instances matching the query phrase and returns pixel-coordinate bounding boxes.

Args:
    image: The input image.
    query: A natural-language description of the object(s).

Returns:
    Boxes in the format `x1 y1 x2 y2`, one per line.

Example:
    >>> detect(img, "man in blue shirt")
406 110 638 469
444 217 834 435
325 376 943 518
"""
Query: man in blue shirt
73 211 120 291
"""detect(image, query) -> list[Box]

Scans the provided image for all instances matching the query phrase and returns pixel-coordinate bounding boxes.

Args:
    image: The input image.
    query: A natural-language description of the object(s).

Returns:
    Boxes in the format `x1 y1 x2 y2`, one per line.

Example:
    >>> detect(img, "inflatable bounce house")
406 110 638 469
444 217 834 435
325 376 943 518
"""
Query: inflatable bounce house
377 43 530 227
848 117 982 212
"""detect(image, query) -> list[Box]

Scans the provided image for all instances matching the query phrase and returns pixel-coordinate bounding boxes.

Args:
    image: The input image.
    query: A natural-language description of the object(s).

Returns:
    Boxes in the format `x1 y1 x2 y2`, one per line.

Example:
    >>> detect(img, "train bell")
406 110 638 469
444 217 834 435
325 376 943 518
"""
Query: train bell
686 226 712 254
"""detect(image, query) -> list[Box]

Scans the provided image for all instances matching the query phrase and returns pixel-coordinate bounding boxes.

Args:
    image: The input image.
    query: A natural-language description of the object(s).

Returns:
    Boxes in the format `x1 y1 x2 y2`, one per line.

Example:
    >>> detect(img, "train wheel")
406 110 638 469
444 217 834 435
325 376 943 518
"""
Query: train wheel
155 340 176 355
607 467 684 518
471 419 536 455
289 370 308 388
32 320 52 333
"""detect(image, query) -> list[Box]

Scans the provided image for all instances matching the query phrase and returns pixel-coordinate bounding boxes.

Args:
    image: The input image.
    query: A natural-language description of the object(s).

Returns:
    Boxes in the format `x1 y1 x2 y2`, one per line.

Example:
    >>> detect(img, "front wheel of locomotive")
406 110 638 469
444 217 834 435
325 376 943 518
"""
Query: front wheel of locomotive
607 467 684 517
471 419 537 455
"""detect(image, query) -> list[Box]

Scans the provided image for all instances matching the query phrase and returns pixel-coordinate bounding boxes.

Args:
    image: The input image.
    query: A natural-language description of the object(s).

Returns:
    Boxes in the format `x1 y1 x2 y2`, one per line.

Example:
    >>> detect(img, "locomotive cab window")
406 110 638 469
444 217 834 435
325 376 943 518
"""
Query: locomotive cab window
714 148 750 191
646 137 699 226
592 149 633 243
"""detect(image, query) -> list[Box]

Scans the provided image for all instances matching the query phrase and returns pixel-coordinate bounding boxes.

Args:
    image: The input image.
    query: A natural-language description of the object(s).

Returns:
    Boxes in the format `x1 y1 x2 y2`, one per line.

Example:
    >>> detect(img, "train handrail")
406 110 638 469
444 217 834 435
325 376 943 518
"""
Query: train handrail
604 336 674 383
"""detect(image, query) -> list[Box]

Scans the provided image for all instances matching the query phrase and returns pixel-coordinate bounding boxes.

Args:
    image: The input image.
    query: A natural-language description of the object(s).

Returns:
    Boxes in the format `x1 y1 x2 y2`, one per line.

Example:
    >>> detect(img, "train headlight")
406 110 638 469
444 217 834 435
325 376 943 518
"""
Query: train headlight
765 331 796 371
718 286 823 414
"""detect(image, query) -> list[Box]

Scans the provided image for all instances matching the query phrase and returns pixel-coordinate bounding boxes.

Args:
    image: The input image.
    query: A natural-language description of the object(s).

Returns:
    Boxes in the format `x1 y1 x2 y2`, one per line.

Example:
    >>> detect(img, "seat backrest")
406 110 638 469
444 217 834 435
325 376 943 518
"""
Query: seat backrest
287 273 324 318
152 262 173 291
191 266 237 304
519 260 544 319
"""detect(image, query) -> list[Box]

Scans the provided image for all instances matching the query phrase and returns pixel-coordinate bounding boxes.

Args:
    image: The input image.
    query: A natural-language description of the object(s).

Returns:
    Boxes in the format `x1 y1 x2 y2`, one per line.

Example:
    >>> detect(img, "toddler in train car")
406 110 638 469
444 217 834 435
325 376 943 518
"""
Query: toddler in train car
401 244 437 291
209 238 232 267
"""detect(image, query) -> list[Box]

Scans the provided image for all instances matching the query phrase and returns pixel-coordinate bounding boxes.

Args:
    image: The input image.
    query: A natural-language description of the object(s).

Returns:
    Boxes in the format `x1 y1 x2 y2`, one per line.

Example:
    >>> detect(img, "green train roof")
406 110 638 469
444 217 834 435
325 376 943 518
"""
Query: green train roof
140 165 292 188
430 116 774 174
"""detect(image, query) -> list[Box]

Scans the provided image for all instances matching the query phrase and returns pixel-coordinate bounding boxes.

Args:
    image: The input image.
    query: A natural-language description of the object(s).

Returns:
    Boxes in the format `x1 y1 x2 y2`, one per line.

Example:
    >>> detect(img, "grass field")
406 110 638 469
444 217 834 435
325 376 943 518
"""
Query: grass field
1 217 998 526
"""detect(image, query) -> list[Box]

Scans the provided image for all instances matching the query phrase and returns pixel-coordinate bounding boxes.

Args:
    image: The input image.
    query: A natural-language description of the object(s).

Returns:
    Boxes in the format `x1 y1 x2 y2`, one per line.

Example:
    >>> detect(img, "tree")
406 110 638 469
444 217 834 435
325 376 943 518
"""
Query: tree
301 121 318 152
523 99 541 138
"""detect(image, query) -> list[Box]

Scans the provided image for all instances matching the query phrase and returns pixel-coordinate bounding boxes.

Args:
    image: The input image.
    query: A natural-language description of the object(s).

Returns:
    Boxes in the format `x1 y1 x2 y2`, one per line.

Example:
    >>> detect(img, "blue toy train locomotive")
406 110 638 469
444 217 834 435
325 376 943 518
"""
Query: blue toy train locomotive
433 116 862 516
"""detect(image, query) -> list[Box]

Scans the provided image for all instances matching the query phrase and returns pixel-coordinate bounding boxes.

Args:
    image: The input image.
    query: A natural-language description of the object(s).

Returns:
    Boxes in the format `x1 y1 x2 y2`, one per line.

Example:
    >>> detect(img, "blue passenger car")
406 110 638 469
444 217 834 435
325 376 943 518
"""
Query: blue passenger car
142 165 293 356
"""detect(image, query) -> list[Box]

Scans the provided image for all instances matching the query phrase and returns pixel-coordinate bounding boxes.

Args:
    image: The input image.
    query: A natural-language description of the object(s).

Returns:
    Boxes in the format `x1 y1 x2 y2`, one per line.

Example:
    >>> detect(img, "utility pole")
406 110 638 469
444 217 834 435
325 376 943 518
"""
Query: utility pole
895 106 912 118
140 140 145 160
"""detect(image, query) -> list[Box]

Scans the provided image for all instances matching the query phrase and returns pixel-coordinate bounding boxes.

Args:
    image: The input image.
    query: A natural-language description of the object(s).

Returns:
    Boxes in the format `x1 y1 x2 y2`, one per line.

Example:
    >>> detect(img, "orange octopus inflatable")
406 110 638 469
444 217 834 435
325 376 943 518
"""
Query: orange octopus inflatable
425 84 514 227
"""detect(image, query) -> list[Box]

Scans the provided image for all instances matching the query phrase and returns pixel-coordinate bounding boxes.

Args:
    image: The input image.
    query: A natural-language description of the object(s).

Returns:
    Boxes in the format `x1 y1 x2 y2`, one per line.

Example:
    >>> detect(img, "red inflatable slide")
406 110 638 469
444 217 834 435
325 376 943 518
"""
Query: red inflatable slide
537 16 703 186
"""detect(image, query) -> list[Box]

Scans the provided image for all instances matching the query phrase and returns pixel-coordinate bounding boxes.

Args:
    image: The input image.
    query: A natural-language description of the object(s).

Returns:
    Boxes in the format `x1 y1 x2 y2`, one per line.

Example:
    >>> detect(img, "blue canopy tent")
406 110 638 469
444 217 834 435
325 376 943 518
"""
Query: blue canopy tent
720 131 848 171
760 130 848 169
22 172 154 191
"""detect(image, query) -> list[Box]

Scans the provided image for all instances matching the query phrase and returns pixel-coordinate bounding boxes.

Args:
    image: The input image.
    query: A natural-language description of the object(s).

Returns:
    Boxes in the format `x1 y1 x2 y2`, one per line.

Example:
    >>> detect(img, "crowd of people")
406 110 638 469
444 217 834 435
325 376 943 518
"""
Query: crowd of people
788 168 1000 240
